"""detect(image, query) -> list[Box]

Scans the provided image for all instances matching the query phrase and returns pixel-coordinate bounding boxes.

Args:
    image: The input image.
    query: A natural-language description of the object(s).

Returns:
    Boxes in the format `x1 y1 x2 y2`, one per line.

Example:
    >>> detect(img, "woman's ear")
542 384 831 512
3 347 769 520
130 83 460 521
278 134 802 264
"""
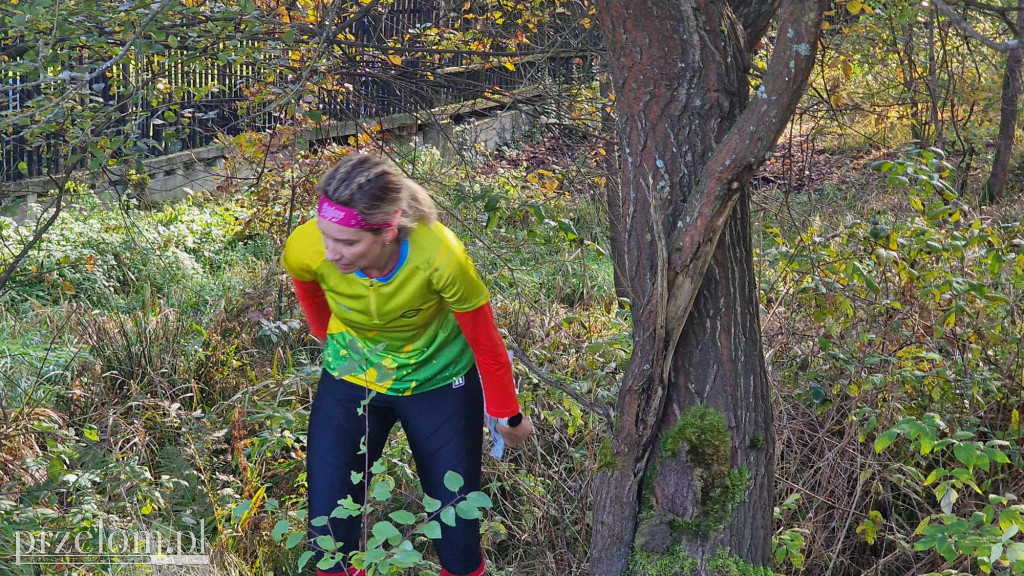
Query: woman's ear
385 227 399 244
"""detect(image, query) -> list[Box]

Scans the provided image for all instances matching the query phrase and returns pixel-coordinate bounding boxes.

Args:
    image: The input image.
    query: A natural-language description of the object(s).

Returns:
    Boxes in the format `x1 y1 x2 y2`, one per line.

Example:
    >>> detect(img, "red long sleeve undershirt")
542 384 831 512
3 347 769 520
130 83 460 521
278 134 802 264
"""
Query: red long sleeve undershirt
452 302 520 418
292 279 331 342
290 280 520 418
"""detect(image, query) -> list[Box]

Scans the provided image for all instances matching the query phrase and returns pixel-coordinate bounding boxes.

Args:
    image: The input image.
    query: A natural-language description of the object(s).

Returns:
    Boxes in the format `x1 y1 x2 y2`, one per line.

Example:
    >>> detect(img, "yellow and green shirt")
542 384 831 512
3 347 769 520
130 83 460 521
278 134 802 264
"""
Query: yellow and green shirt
280 219 490 395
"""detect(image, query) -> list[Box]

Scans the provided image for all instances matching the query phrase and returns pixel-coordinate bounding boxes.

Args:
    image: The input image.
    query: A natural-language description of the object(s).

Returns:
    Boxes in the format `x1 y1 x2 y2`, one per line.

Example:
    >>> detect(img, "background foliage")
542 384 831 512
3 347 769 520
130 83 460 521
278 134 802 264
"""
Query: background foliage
4 0 1024 575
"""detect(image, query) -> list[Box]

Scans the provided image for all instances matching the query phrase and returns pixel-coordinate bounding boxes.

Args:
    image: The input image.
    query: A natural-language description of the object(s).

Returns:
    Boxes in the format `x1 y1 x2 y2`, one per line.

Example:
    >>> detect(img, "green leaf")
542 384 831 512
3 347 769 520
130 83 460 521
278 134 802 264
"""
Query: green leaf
364 547 386 563
315 535 338 552
953 443 977 471
311 515 329 527
371 520 401 544
851 262 879 293
297 550 315 570
441 507 456 527
937 537 958 563
272 520 290 542
231 500 252 524
1006 541 1024 563
17 161 29 175
331 499 361 519
1005 524 1021 543
422 494 442 513
465 491 493 508
456 500 481 519
371 459 387 474
389 510 417 525
420 520 442 539
351 471 364 485
875 430 897 453
286 531 304 549
317 554 341 570
991 543 1004 565
392 545 423 568
924 468 946 485
484 194 500 212
443 471 464 493
919 430 936 455
557 219 579 240
371 479 392 501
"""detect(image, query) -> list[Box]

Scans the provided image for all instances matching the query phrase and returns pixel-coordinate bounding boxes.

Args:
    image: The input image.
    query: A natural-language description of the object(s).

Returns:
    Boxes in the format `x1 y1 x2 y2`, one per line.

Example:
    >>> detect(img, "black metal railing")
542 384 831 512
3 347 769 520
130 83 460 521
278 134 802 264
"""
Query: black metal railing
1 3 594 184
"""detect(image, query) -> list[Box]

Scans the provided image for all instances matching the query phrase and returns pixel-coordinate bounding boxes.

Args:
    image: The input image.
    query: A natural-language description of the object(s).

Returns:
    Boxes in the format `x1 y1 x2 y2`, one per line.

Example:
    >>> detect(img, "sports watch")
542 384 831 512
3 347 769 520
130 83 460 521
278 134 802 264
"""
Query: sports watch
498 412 524 428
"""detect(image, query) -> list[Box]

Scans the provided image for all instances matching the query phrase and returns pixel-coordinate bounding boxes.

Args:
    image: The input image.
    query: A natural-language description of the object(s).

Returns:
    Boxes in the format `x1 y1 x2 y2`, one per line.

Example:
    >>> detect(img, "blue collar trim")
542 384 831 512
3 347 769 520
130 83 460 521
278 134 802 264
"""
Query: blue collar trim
355 236 409 283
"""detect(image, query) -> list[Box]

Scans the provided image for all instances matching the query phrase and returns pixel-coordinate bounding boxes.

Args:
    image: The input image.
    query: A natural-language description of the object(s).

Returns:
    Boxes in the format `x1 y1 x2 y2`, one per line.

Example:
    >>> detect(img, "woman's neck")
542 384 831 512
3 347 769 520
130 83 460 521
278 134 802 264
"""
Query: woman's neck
363 239 402 279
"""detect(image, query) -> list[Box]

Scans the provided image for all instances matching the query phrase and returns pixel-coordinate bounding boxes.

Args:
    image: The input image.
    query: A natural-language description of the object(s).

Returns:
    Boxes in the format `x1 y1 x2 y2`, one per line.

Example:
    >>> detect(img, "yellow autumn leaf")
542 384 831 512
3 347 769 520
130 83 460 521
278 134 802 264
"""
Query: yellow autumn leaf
503 61 515 71
387 54 403 66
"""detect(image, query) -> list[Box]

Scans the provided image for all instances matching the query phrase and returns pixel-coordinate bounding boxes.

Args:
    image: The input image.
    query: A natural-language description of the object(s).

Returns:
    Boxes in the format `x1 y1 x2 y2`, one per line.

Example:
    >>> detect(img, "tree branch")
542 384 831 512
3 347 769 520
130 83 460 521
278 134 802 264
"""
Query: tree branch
661 0 825 380
0 0 175 124
933 0 1020 51
728 0 782 48
507 343 614 428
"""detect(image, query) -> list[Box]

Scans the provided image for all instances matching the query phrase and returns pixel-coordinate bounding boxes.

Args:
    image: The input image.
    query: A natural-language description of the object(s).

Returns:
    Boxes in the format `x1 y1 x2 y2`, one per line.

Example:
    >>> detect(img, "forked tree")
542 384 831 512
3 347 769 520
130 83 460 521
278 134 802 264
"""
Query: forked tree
590 1 825 573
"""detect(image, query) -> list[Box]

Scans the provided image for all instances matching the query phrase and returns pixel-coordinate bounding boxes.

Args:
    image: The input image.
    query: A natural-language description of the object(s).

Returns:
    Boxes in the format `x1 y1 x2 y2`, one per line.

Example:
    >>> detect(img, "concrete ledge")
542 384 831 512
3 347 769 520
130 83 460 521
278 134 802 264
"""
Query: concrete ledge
1 93 545 217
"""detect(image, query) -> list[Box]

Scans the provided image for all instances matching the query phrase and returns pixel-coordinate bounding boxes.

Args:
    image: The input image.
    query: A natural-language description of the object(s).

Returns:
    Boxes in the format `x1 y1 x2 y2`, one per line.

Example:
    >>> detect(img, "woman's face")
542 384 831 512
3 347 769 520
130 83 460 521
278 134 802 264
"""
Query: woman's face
317 218 396 274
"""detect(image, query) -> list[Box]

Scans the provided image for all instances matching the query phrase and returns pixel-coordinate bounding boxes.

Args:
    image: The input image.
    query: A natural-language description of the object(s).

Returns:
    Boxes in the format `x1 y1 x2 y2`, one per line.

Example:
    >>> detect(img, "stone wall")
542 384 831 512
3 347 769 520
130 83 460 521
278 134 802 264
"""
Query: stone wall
1 100 542 222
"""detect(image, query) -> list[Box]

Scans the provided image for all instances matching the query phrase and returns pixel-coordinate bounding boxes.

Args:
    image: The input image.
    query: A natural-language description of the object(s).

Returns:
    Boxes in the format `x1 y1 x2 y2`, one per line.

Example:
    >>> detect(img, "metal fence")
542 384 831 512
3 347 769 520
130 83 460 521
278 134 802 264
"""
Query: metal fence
1 2 593 183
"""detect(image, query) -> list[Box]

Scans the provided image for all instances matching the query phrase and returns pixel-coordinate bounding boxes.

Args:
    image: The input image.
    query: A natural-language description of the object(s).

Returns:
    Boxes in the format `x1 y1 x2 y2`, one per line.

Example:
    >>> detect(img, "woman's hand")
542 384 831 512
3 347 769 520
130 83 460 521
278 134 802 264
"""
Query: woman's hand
497 415 534 448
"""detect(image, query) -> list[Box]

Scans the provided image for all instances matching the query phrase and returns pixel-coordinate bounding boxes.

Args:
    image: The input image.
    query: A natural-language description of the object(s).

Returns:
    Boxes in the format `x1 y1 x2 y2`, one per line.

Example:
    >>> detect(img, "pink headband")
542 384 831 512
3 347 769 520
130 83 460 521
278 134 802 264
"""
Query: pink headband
317 196 399 230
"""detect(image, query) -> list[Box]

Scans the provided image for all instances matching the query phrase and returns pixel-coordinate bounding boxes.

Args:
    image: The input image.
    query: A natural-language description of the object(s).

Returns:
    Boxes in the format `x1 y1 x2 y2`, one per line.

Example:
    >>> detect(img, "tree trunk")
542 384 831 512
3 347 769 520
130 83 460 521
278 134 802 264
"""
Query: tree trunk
983 0 1024 204
600 62 631 301
590 1 824 574
895 20 925 143
926 6 945 148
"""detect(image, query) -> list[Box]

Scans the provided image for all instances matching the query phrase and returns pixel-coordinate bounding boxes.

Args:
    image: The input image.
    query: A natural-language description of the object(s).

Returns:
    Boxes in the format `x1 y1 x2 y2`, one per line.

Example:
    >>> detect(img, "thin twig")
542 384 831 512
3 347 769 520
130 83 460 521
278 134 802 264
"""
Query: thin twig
507 342 614 426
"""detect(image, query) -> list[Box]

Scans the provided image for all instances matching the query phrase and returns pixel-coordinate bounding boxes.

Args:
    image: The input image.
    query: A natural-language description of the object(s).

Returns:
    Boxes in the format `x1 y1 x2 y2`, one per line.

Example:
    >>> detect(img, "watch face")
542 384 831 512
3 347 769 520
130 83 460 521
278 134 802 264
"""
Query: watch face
508 413 523 428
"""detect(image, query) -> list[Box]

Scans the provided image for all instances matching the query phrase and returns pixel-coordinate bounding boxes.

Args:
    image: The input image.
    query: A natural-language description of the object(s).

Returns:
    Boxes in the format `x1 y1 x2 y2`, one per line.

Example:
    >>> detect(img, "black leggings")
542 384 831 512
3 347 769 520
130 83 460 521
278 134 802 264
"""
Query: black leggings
306 365 484 575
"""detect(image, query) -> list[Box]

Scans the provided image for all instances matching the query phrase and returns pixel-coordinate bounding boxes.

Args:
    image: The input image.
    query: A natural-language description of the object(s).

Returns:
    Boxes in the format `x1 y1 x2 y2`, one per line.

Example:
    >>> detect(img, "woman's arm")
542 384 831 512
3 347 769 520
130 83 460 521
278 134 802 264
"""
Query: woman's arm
452 301 521 418
292 279 331 342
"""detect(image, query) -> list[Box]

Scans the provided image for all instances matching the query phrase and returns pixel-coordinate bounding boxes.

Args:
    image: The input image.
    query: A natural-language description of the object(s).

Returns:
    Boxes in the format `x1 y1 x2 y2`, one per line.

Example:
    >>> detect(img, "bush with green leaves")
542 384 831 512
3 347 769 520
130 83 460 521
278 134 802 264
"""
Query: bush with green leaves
265 467 494 575
762 146 1024 575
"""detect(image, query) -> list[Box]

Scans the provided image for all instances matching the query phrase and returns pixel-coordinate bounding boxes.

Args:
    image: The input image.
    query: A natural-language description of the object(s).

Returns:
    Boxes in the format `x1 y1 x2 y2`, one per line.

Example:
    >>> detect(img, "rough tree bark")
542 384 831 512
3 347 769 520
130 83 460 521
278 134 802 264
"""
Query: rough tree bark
983 0 1024 204
590 1 824 574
